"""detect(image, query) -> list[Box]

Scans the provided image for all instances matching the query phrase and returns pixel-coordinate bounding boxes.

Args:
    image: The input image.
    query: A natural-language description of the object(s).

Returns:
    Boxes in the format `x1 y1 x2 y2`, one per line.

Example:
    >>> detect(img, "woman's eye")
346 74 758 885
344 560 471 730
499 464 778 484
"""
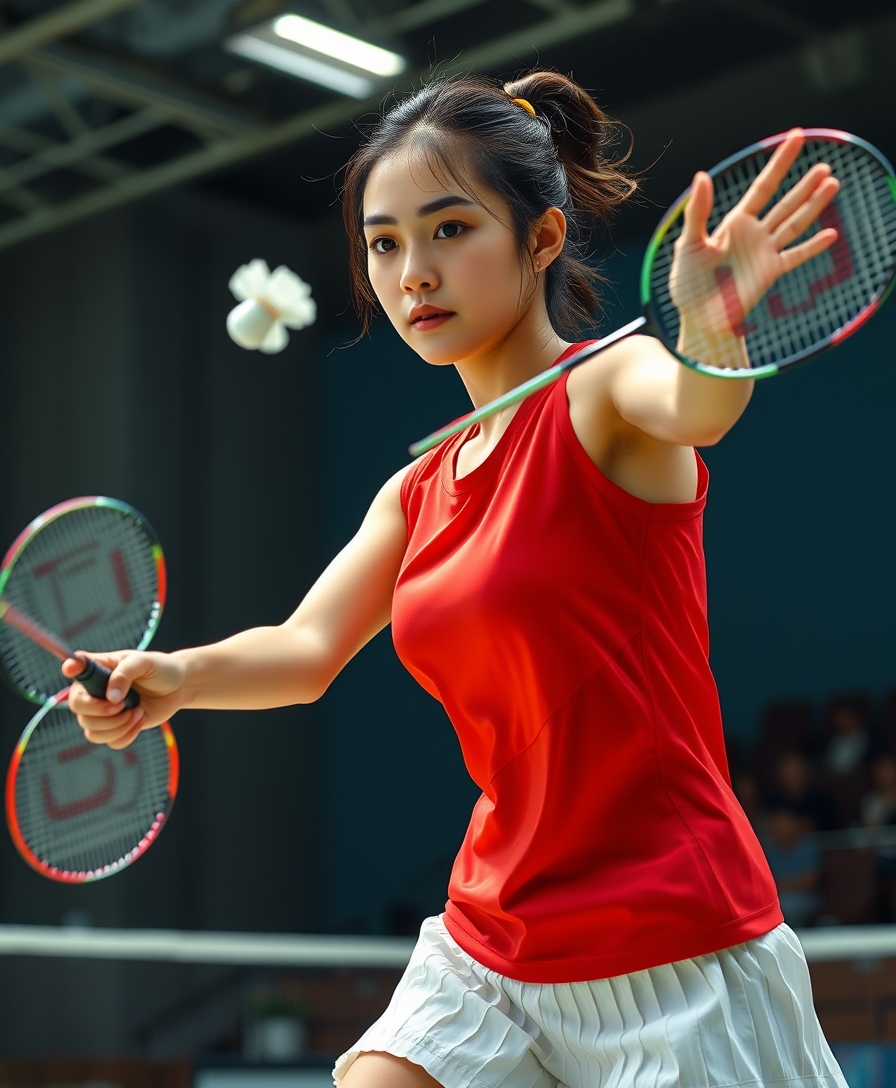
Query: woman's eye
435 222 464 239
370 237 396 253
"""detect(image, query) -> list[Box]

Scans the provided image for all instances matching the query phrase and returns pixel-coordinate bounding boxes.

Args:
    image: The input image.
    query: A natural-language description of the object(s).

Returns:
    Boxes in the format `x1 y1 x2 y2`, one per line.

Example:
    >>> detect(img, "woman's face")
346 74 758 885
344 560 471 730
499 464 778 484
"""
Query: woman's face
362 148 536 366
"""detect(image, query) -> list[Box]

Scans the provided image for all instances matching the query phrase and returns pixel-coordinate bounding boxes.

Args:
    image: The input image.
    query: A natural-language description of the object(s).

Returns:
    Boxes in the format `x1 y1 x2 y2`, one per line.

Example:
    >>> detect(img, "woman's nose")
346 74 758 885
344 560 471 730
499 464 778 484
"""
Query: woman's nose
400 250 438 293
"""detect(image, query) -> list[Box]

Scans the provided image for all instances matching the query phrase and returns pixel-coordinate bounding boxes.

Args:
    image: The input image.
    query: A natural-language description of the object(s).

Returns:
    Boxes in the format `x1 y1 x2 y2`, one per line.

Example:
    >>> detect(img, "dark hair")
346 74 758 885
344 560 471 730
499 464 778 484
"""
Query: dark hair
341 71 636 339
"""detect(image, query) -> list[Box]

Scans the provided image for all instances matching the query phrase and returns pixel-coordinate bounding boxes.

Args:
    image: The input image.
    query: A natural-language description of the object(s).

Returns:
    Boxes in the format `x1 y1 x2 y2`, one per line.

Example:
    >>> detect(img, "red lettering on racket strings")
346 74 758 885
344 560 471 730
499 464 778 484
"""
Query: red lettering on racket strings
56 741 96 763
41 761 115 820
765 204 852 317
30 539 99 577
110 751 143 814
62 611 104 642
768 204 853 319
712 264 755 338
45 557 98 580
109 548 132 603
711 205 851 337
31 541 104 637
37 558 100 629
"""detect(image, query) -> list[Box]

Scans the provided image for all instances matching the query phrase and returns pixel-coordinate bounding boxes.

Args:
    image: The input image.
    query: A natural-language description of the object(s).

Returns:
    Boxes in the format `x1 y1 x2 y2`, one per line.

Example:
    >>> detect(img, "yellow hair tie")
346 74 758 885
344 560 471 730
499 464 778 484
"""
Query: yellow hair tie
512 97 536 118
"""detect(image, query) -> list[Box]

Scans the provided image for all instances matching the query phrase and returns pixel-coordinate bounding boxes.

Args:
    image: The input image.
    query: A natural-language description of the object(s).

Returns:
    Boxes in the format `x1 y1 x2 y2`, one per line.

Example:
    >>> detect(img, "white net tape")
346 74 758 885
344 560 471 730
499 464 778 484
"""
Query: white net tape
0 923 888 965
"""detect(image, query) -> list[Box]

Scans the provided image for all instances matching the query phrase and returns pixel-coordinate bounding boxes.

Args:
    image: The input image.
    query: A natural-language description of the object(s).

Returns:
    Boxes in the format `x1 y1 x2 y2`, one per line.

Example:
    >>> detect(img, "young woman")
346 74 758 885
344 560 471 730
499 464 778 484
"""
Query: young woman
66 72 847 1088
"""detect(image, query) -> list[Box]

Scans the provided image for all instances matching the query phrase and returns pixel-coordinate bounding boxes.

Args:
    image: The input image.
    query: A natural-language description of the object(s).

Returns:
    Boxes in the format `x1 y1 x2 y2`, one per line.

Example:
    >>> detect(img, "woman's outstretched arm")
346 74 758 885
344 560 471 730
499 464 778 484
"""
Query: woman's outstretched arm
64 463 410 747
590 129 840 449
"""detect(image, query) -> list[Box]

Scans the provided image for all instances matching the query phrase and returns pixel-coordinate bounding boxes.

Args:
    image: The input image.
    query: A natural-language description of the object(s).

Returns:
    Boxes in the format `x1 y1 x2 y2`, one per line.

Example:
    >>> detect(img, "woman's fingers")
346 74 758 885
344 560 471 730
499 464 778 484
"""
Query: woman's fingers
761 162 832 233
679 171 714 246
772 176 840 249
79 705 145 745
62 651 126 681
740 128 805 216
779 227 838 275
67 684 124 716
65 649 158 703
105 718 148 751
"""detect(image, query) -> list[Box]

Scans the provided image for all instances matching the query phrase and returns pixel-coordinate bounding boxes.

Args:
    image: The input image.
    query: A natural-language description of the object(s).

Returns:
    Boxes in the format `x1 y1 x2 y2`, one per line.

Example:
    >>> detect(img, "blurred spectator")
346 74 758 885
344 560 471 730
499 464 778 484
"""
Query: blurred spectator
732 769 769 836
862 754 896 921
763 808 821 927
767 752 836 832
880 688 896 757
824 696 872 776
861 754 896 827
753 700 813 796
821 695 874 827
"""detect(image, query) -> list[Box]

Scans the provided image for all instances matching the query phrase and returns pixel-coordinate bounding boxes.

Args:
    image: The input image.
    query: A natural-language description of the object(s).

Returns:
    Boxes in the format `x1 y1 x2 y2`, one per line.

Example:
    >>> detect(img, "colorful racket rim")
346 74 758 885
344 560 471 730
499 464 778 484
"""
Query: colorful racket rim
0 497 166 705
645 128 896 379
5 688 179 883
409 129 896 456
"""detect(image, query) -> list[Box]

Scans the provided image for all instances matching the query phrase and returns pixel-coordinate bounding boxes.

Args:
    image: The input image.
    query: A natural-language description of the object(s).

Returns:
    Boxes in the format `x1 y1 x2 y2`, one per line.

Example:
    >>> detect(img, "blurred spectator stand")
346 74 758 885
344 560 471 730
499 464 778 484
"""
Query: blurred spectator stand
822 693 875 827
753 700 814 795
763 808 822 927
767 751 837 832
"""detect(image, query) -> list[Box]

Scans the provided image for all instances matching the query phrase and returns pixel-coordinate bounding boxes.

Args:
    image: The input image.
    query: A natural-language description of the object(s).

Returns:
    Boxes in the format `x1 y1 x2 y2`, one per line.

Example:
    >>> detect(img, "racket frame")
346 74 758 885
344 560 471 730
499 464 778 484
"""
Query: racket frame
644 128 896 380
409 128 896 456
5 688 179 883
0 496 167 705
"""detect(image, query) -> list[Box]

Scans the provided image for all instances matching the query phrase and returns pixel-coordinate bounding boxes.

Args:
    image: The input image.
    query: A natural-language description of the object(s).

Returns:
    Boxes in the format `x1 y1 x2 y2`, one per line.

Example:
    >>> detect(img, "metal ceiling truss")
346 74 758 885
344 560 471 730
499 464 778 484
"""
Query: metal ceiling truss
0 0 857 251
0 0 640 251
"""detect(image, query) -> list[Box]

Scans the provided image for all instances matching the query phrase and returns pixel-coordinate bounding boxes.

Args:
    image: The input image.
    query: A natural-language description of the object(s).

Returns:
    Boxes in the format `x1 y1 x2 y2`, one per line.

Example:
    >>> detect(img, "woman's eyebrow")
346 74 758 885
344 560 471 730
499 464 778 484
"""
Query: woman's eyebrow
363 195 475 228
418 194 475 217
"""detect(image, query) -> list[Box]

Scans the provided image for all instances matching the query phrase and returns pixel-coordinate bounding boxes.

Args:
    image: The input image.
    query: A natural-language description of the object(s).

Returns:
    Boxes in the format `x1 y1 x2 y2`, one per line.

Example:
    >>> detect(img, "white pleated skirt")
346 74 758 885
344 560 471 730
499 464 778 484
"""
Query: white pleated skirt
333 915 847 1088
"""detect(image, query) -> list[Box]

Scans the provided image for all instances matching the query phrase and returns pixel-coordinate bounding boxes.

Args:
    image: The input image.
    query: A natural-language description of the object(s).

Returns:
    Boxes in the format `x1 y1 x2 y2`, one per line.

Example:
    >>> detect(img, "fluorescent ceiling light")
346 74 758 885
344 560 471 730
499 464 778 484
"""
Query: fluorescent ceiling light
273 14 406 78
226 34 375 98
225 13 406 99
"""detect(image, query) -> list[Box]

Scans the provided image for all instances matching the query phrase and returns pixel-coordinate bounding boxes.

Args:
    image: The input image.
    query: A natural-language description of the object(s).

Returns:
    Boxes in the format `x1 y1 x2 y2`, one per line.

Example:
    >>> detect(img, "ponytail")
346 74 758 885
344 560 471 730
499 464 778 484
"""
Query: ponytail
502 72 636 219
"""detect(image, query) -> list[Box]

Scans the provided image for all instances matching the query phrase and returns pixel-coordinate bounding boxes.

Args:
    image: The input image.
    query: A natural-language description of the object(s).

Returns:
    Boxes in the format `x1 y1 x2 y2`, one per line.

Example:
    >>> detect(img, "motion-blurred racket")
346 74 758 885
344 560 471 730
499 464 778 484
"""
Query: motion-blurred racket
0 496 165 705
410 129 896 455
6 688 178 882
0 599 141 708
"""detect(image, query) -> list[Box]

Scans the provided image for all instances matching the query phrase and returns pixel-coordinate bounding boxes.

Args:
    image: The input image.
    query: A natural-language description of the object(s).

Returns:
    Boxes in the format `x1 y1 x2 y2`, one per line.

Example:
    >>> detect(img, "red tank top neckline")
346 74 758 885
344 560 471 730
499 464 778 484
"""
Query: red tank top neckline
443 342 585 495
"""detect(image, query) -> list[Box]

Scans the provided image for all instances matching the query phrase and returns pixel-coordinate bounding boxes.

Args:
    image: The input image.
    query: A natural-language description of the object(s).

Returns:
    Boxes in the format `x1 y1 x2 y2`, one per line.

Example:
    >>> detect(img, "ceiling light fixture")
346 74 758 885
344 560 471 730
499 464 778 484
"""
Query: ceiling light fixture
225 14 406 100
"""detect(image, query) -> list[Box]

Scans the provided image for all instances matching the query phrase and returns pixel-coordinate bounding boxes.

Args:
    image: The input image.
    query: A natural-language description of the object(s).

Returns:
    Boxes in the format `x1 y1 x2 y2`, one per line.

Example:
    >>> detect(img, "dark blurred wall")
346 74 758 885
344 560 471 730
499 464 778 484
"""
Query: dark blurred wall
0 191 344 1054
0 192 328 955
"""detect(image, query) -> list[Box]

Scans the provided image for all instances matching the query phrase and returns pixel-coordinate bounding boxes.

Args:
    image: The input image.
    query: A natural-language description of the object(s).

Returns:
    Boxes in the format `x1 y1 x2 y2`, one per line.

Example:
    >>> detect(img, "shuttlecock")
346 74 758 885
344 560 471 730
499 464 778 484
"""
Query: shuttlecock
226 259 316 354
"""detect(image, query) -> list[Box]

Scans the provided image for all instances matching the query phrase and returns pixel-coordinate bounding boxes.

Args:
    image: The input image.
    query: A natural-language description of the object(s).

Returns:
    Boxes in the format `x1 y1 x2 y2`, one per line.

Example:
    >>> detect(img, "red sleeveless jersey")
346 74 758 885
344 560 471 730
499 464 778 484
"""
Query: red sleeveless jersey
392 346 781 983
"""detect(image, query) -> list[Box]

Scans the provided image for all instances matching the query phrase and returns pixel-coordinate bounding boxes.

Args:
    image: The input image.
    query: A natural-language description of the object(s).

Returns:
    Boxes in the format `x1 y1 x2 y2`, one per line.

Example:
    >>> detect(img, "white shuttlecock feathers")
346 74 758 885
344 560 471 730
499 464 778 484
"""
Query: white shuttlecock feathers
226 259 316 353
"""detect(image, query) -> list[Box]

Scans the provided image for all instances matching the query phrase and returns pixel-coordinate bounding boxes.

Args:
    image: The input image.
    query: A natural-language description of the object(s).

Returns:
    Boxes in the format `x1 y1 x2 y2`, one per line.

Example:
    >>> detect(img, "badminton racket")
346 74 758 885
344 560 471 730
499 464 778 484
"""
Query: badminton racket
6 687 178 883
1 497 175 881
0 496 165 705
0 598 140 709
409 128 896 456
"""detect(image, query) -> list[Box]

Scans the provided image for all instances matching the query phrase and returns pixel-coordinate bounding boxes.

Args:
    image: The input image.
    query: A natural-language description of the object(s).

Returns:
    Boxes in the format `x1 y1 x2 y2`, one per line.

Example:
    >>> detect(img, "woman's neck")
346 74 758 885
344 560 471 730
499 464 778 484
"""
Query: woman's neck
453 304 571 444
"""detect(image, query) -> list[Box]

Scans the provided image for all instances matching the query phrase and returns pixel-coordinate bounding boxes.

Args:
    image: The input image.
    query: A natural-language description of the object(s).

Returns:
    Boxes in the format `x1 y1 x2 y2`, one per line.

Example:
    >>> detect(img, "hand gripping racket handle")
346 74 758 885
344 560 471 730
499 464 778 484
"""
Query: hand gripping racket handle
73 656 140 710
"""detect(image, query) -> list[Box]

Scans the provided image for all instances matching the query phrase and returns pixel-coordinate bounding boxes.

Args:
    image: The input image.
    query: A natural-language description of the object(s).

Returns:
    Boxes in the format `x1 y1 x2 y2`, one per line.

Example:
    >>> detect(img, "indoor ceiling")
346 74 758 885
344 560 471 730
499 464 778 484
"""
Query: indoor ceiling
0 0 892 250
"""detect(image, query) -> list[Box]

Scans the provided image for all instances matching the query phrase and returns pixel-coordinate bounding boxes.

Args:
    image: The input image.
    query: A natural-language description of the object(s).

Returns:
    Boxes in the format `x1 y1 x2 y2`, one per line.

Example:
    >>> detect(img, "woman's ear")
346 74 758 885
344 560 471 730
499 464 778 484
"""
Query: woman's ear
531 207 567 271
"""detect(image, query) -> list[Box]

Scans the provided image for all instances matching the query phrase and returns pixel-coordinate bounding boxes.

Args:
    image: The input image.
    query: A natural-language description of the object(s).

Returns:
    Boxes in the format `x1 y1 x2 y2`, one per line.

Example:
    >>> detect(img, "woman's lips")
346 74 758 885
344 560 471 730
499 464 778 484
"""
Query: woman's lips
411 312 453 331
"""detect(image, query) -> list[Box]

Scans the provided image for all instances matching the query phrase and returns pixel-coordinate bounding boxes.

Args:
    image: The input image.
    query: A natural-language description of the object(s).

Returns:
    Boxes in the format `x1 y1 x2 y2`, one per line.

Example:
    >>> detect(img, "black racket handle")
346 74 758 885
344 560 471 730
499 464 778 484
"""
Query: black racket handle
72 657 140 709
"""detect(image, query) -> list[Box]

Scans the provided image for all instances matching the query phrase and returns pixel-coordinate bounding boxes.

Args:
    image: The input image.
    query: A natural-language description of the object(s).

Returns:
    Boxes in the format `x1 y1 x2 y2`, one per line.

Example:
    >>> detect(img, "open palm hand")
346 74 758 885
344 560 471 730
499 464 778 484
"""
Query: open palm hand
669 129 841 339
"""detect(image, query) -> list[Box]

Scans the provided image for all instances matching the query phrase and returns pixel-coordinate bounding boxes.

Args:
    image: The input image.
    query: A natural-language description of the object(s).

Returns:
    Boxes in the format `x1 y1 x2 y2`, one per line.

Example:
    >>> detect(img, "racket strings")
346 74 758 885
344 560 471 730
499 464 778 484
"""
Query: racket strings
14 706 172 875
649 137 896 371
0 505 160 702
